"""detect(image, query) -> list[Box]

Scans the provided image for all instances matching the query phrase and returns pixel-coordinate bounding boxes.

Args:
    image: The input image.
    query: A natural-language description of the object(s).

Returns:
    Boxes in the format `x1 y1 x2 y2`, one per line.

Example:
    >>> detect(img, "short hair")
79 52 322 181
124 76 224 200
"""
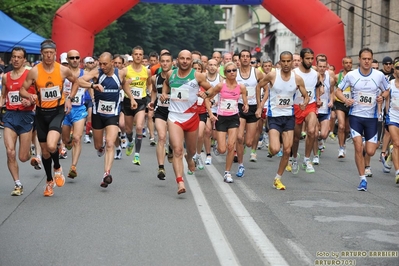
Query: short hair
300 48 314 59
239 49 251 59
192 59 204 72
342 56 352 63
113 54 125 64
132 46 144 53
192 50 202 57
223 62 237 75
372 59 378 64
280 51 293 60
317 59 327 65
358 47 373 57
143 55 149 60
11 46 27 58
160 52 173 60
316 53 327 61
149 51 159 59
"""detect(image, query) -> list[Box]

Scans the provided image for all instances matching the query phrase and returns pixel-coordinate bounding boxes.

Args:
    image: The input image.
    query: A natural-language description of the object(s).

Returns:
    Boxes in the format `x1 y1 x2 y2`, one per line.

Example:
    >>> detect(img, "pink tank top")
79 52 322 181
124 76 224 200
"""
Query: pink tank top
217 83 240 116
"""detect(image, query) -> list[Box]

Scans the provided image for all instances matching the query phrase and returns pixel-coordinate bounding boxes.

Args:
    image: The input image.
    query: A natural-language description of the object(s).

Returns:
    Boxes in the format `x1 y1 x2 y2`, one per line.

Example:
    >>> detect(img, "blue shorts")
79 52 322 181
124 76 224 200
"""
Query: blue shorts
63 105 88 127
268 116 295 133
318 113 330 122
3 110 34 135
349 116 378 143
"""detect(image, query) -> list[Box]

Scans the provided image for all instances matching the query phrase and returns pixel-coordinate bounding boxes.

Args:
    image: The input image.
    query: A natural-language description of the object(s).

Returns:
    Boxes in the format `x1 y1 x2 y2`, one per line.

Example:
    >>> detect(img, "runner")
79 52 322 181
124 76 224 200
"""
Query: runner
1 47 36 196
83 56 96 144
61 50 88 179
256 51 309 190
19 39 78 197
200 61 248 183
336 48 389 191
148 52 173 180
124 46 152 166
78 52 136 188
161 50 213 194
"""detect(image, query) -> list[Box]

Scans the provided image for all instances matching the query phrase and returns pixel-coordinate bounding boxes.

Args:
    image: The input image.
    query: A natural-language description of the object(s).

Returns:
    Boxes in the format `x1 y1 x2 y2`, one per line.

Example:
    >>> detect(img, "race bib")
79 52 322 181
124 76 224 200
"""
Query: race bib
391 96 399 110
40 86 61 102
247 86 256 99
306 87 314 99
319 98 329 113
220 99 237 111
158 95 170 107
7 91 22 106
130 87 143 99
71 88 84 106
197 97 204 106
171 87 189 102
343 91 351 99
276 95 291 108
97 100 115 115
357 92 375 107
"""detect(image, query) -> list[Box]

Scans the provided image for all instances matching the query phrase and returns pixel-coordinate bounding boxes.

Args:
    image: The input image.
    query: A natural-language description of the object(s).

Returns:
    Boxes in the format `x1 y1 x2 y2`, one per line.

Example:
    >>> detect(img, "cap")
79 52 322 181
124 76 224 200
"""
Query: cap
84 57 94 64
127 56 133 62
382 56 392 64
60 52 68 64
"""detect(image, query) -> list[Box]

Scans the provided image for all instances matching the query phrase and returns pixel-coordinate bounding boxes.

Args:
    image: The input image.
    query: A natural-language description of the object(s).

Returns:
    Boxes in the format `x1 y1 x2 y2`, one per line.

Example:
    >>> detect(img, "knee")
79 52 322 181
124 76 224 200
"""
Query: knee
73 135 82 145
47 144 58 153
173 147 184 157
19 153 30 162
237 135 244 144
6 149 16 161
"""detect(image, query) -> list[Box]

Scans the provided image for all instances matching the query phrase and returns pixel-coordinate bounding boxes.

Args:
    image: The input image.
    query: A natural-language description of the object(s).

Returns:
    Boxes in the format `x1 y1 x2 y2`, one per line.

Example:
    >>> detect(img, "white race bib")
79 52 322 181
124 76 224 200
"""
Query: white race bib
220 99 237 111
357 92 375 107
71 88 84 106
97 100 115 115
158 95 170 107
247 86 256 99
171 87 189 102
276 95 291 108
40 86 61 102
7 91 22 106
391 96 399 110
130 87 143 99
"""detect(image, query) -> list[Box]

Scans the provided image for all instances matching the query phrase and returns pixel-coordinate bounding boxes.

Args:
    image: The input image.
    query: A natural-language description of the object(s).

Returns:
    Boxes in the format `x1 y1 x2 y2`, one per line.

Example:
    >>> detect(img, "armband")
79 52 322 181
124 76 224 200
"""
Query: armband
91 83 94 89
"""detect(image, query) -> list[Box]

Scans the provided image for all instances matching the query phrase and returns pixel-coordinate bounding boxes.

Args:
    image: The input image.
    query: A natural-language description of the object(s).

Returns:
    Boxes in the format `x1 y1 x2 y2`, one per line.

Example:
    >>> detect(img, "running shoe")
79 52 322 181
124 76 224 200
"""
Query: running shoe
312 156 320 165
285 159 292 172
43 181 55 197
59 148 67 159
114 147 122 160
263 133 269 148
292 161 299 175
97 145 105 157
277 150 283 157
133 154 141 165
224 173 234 183
150 137 156 146
157 168 166 180
100 172 113 188
120 137 127 149
365 167 372 177
197 155 204 170
54 167 65 187
205 155 212 165
167 151 173 163
338 148 345 159
11 184 23 196
249 152 257 162
236 165 245 177
273 178 286 190
142 128 147 138
68 165 77 179
30 145 36 156
300 132 307 140
84 135 91 144
213 142 220 156
211 138 216 147
30 157 42 170
304 160 315 173
386 153 393 168
257 140 263 150
357 180 367 191
328 132 336 140
65 140 73 150
380 152 391 170
395 174 399 184
126 141 134 156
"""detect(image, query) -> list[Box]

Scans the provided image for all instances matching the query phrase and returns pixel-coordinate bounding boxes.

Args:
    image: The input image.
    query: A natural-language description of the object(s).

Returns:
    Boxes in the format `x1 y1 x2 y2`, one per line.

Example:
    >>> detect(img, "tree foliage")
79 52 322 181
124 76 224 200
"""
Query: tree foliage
2 1 223 57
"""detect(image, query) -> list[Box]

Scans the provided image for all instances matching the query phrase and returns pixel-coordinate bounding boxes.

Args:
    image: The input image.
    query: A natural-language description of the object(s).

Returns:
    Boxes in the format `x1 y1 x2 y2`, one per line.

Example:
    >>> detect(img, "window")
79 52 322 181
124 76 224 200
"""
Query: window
347 6 354 48
380 0 390 43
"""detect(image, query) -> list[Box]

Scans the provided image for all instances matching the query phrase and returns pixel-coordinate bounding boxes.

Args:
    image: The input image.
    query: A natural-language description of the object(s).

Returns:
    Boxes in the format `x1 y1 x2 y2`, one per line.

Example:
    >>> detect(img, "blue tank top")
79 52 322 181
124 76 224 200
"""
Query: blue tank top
93 68 121 117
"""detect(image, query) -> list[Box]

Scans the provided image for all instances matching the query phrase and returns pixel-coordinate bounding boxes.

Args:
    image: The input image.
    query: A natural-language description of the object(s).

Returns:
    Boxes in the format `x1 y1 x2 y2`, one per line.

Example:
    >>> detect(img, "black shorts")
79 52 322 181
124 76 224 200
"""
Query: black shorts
333 101 349 116
123 98 146 116
3 110 34 135
238 103 259 123
153 106 169 122
92 114 119 130
199 112 208 123
35 106 65 143
215 114 240 132
268 116 295 133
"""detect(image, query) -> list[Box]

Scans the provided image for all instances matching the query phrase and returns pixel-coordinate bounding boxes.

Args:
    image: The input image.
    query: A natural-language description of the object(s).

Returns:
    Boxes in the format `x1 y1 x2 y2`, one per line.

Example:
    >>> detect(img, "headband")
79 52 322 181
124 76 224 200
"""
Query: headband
41 42 56 50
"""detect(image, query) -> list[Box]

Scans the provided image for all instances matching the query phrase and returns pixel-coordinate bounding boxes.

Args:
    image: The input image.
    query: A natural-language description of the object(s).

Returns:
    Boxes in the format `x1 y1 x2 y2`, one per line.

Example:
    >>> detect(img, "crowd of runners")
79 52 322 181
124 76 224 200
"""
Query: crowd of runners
1 39 398 197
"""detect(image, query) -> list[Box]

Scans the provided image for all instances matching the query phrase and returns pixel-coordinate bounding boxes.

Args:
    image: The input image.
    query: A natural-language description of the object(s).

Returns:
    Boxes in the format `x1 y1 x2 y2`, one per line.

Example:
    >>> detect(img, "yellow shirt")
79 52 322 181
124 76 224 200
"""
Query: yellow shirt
126 65 148 99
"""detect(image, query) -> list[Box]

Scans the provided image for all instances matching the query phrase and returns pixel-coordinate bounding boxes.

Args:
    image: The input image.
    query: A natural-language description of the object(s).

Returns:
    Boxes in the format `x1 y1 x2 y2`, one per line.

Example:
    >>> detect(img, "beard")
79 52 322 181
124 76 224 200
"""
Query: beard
302 61 312 70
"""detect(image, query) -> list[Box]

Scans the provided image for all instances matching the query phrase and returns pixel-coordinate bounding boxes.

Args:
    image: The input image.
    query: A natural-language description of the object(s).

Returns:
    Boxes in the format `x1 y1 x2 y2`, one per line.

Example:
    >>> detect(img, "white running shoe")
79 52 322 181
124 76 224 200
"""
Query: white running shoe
84 135 91 144
205 156 212 165
312 156 320 165
224 173 234 183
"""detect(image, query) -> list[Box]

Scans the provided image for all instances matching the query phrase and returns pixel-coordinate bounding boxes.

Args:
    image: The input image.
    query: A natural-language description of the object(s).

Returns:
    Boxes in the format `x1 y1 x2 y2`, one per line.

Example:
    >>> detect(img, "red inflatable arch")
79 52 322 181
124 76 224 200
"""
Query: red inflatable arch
52 0 345 69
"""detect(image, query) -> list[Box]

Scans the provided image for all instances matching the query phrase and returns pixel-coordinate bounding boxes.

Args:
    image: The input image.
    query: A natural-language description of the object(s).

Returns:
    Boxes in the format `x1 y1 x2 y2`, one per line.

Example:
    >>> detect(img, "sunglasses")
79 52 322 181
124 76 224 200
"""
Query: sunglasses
250 61 257 64
384 62 392 65
395 67 399 70
226 69 237 73
86 62 94 64
68 56 80 60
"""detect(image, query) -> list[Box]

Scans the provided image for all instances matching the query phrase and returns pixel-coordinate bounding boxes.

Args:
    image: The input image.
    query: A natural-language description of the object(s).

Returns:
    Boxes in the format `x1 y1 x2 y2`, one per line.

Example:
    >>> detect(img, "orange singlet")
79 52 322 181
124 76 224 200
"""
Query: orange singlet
35 62 65 108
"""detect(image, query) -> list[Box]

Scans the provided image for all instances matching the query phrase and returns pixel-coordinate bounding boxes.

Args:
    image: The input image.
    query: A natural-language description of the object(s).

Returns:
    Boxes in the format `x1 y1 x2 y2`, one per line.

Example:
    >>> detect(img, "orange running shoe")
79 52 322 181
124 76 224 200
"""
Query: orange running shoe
44 181 55 197
54 167 65 187
30 157 42 170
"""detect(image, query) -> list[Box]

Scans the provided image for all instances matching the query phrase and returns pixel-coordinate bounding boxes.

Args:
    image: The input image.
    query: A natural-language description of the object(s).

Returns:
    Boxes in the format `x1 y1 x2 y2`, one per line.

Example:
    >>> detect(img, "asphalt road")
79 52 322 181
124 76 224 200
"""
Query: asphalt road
0 129 398 266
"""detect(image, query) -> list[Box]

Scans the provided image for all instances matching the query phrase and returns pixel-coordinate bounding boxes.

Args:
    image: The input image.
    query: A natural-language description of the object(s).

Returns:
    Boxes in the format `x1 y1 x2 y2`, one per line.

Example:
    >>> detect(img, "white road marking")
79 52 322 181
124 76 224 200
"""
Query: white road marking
285 239 314 265
183 161 240 266
204 162 289 266
235 180 264 203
